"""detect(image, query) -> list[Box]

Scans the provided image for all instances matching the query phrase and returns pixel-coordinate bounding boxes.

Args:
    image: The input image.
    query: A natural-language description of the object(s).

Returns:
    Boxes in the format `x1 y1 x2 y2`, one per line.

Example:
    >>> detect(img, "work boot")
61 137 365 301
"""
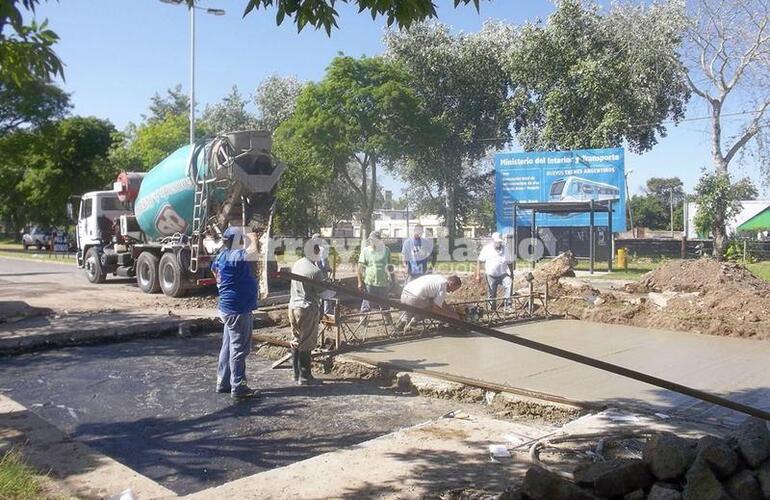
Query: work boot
231 385 257 401
215 378 230 394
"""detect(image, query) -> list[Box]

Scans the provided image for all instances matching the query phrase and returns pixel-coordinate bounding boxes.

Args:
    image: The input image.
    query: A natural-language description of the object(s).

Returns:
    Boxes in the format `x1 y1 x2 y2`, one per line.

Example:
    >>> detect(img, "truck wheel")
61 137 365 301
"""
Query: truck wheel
159 252 187 297
136 251 161 294
84 247 106 283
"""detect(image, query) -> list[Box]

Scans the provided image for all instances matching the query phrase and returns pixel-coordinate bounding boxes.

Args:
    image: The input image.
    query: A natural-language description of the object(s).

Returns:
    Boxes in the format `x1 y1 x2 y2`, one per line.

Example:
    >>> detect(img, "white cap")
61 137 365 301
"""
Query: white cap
492 232 503 243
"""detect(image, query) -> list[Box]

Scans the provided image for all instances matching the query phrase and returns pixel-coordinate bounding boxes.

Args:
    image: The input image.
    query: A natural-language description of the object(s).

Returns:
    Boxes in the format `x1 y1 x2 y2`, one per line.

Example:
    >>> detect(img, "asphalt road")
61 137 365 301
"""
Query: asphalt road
0 255 217 316
0 333 468 495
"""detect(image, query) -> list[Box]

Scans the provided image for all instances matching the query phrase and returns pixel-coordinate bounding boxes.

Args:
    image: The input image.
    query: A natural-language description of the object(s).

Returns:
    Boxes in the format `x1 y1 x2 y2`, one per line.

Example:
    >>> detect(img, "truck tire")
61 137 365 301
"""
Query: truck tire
159 252 187 297
136 251 161 294
84 247 106 283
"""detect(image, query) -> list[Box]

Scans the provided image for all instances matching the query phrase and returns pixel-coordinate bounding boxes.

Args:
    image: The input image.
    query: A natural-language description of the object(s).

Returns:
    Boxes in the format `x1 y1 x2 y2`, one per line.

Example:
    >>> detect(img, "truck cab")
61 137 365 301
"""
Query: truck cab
75 190 131 281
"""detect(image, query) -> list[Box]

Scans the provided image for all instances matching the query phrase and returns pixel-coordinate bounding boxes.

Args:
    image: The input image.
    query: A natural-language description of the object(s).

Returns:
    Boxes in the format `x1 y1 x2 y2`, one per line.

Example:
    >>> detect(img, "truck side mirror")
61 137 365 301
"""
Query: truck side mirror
66 202 75 223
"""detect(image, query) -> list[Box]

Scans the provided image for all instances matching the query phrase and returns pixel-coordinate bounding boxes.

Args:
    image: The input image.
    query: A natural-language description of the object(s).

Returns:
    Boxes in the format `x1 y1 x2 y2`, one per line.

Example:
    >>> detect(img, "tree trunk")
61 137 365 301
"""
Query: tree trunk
445 183 457 252
711 155 729 261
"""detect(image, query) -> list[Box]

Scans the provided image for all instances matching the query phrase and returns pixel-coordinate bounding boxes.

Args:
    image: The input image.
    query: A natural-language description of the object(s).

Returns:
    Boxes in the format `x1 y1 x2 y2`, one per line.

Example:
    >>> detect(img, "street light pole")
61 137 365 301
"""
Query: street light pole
159 1 225 147
189 3 195 147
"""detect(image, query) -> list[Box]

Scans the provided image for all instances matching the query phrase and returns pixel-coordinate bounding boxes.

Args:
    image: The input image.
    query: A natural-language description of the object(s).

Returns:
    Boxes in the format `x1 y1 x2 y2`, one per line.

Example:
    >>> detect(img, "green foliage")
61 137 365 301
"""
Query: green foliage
0 1 64 85
693 172 757 237
645 177 685 204
110 86 202 173
0 75 70 134
630 194 667 230
384 22 513 244
201 85 257 134
275 55 421 236
239 0 481 35
0 448 43 500
0 117 116 230
144 84 190 123
253 74 303 132
723 239 756 263
506 0 689 153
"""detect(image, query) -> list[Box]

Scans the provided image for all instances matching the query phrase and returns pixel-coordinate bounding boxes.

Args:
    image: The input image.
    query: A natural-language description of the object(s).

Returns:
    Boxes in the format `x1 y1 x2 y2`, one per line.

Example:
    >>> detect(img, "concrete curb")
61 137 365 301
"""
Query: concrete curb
0 394 176 499
0 317 221 355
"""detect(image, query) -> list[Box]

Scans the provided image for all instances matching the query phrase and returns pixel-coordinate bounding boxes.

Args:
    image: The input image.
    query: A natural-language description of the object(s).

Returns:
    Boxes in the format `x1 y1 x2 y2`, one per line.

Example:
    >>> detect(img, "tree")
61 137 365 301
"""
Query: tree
201 86 258 134
0 117 116 231
275 56 422 237
693 172 757 240
144 84 190 123
253 74 303 133
679 0 770 258
645 177 685 205
238 0 481 35
0 75 70 134
385 21 514 248
0 1 64 84
629 194 668 230
507 0 690 154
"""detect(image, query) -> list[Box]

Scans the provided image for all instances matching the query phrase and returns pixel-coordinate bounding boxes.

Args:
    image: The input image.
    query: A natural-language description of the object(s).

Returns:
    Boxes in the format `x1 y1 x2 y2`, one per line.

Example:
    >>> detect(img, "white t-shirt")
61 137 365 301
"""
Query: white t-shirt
478 242 511 277
403 274 448 306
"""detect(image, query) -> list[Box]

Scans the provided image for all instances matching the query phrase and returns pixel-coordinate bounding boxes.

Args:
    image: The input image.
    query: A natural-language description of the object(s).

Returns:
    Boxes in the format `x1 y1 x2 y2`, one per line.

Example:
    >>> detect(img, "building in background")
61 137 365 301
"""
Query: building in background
320 209 484 239
685 200 770 239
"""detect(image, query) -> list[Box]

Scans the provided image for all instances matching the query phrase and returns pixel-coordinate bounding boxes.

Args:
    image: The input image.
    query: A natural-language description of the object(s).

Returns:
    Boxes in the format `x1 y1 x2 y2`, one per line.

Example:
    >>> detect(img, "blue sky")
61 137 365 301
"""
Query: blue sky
33 0 765 197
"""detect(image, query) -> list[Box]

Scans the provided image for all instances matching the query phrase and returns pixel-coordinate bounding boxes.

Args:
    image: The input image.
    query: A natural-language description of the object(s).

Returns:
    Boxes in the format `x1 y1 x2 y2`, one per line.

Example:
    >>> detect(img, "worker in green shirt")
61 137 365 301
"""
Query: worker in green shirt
357 231 392 325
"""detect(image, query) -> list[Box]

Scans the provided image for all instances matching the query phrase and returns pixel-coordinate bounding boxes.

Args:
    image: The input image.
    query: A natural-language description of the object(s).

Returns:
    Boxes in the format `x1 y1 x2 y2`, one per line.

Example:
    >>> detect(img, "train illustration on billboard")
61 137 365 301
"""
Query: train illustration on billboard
494 147 626 232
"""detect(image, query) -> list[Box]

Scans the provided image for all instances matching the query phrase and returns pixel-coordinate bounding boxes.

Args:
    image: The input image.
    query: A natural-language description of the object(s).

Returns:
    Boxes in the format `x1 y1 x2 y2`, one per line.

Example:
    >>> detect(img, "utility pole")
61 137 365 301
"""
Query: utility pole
624 169 634 237
670 187 674 238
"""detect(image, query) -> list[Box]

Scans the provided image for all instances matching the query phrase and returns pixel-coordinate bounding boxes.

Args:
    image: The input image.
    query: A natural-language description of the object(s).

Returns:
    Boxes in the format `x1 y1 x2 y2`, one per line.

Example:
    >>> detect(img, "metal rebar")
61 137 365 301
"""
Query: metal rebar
278 271 770 421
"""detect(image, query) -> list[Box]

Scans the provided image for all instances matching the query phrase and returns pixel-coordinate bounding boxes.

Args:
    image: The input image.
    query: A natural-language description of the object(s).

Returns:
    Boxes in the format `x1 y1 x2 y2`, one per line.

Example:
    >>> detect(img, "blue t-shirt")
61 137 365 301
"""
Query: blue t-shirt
211 248 257 315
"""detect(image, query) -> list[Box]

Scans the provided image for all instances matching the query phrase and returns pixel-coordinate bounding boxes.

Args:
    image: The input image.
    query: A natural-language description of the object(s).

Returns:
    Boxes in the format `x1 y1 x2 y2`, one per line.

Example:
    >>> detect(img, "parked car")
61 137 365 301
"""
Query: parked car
22 226 52 250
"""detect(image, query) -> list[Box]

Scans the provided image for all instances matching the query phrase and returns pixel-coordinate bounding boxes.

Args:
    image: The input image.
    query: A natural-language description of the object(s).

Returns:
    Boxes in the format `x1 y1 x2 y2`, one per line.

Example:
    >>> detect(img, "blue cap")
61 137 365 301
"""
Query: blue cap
223 226 242 240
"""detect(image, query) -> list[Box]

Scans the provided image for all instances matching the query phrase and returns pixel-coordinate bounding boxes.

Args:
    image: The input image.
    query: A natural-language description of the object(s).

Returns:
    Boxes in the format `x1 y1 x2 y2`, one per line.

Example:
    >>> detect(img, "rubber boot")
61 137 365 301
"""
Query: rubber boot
291 347 301 382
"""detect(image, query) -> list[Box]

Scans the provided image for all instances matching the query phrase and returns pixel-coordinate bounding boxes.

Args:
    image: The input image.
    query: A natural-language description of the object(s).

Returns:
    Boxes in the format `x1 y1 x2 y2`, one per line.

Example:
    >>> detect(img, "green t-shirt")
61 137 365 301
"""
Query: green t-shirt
358 245 391 287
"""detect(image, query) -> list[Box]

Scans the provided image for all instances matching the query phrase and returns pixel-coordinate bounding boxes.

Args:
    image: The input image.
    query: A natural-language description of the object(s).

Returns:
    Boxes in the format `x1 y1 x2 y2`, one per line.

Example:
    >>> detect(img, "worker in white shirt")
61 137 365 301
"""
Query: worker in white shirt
401 224 432 283
394 274 461 333
475 232 513 311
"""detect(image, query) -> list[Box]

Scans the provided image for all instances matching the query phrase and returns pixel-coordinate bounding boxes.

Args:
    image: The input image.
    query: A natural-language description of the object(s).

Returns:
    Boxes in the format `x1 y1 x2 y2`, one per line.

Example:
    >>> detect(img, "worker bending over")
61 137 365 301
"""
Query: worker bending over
288 255 325 385
212 226 258 401
395 274 462 333
476 232 513 311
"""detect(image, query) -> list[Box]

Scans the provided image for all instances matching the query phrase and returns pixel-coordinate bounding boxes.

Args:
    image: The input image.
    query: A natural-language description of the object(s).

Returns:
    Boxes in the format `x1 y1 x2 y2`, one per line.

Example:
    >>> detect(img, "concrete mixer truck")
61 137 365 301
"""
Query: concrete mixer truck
70 130 285 298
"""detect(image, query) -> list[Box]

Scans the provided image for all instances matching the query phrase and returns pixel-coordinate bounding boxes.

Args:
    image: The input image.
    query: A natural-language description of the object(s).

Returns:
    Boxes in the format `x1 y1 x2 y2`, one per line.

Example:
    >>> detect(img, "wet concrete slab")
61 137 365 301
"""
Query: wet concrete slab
0 333 468 495
350 319 770 426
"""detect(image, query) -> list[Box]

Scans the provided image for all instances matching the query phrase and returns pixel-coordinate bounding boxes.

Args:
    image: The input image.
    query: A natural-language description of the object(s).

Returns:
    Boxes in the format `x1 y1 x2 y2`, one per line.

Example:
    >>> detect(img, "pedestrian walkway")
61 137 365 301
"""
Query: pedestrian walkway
349 319 770 426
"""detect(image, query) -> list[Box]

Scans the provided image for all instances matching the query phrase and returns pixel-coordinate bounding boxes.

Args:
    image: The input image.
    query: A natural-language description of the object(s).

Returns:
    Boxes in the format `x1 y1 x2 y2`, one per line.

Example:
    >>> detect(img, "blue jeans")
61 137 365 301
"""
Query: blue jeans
486 274 512 310
217 311 253 390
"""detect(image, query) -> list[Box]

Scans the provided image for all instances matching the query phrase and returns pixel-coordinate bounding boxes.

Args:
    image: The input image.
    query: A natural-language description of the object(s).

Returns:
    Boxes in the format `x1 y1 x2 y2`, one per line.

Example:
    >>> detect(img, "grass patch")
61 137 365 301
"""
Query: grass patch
747 261 770 282
0 449 43 500
0 251 74 264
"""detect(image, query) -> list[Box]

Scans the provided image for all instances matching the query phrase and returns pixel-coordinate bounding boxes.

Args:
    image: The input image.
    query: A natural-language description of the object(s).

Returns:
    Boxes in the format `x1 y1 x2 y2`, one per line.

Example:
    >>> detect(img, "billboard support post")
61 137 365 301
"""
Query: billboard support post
531 208 536 270
512 203 518 271
589 200 595 275
608 199 613 272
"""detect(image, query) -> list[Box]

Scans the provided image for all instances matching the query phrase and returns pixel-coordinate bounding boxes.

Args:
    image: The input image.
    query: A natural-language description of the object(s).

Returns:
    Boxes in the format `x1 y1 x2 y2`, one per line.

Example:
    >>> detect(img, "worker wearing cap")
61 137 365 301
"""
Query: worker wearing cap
357 230 392 324
288 255 325 385
395 274 461 333
211 226 258 400
476 232 513 311
310 233 335 316
401 224 432 283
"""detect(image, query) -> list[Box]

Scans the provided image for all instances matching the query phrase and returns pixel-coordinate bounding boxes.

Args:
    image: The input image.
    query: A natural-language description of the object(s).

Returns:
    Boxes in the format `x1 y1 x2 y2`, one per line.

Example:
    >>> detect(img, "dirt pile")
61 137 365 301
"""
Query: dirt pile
451 251 577 303
552 258 770 340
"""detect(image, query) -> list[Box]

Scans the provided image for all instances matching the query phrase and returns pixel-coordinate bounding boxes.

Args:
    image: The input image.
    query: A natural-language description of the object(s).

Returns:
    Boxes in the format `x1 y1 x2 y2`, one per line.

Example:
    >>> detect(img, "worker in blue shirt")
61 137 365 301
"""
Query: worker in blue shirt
211 226 258 400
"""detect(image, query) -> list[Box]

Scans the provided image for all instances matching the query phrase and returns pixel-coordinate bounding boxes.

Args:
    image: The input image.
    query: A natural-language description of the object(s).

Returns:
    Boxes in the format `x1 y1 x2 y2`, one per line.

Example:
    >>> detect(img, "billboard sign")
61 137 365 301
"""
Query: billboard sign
495 147 626 233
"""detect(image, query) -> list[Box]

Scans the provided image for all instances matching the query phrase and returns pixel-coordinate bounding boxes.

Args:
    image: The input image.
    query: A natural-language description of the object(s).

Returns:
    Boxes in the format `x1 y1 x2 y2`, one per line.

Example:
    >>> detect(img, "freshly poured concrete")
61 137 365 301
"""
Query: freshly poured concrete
351 320 770 425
